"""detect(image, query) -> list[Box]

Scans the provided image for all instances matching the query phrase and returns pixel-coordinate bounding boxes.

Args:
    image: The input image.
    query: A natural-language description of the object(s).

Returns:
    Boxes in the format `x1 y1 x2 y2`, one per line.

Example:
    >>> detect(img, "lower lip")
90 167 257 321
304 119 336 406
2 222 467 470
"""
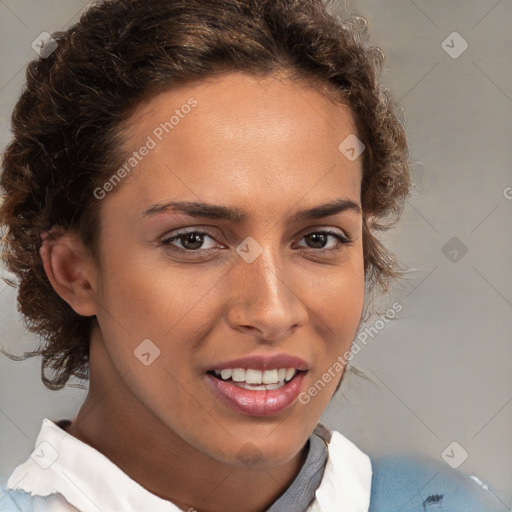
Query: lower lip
205 372 307 417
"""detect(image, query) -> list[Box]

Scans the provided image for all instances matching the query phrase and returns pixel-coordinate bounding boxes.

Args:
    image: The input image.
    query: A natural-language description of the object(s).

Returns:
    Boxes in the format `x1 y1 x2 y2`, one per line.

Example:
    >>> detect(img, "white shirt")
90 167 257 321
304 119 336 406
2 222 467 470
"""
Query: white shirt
5 418 372 512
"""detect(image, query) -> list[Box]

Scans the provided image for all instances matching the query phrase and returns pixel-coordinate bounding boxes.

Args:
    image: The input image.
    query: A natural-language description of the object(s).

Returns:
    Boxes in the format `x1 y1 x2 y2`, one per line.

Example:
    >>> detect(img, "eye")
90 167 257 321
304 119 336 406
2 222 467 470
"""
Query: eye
295 230 352 253
161 230 218 251
159 228 353 254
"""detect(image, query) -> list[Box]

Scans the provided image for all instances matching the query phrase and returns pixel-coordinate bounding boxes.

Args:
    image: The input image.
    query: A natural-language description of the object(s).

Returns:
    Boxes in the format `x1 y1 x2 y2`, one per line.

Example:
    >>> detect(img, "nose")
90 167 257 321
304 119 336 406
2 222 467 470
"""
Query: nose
225 243 308 341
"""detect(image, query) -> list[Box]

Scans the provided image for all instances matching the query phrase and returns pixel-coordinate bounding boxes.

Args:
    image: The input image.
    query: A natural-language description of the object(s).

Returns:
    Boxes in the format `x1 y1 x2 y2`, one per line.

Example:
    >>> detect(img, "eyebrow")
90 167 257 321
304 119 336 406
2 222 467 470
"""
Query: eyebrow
140 197 361 222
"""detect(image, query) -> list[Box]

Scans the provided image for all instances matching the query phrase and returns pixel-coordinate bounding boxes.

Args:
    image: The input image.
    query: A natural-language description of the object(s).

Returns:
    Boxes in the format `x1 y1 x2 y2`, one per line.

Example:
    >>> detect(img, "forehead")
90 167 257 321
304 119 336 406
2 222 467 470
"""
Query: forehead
111 71 362 215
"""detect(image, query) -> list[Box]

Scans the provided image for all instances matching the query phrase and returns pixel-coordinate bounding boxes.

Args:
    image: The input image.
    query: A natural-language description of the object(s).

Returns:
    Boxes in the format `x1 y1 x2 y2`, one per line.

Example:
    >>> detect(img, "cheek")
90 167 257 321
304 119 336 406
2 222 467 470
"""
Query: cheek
315 250 365 328
94 253 220 372
310 249 365 377
92 263 199 404
96 252 190 335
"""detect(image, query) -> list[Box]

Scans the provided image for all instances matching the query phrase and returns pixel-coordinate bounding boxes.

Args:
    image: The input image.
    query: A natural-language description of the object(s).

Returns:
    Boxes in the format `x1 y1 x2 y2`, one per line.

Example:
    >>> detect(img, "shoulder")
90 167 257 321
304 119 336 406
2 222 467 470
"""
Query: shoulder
368 454 503 512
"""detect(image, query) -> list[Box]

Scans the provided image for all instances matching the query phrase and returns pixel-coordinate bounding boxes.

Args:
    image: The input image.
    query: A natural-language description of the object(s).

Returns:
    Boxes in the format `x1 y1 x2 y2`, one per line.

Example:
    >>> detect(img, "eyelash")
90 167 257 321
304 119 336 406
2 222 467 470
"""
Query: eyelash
160 229 353 255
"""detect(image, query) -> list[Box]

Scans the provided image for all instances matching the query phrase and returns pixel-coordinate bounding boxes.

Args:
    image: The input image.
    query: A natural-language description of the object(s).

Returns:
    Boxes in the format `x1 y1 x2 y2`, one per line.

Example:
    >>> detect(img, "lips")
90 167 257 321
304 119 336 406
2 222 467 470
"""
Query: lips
206 353 309 372
204 352 310 416
205 370 307 416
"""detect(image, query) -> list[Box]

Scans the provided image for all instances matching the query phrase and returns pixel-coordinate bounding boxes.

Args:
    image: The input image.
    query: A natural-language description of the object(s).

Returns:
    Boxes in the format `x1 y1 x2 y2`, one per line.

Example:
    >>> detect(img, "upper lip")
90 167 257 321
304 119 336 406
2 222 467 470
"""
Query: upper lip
207 353 309 372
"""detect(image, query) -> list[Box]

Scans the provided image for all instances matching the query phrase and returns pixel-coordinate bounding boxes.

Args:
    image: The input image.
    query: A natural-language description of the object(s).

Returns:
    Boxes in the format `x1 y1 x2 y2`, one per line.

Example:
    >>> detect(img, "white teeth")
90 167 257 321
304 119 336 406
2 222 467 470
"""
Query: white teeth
220 369 232 380
285 368 296 381
232 368 245 382
262 369 278 384
245 369 262 384
213 368 298 384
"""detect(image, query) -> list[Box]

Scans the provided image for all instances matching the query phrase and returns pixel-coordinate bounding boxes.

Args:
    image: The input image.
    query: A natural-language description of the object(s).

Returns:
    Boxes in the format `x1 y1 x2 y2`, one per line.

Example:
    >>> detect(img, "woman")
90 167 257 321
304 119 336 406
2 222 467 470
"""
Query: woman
0 0 500 510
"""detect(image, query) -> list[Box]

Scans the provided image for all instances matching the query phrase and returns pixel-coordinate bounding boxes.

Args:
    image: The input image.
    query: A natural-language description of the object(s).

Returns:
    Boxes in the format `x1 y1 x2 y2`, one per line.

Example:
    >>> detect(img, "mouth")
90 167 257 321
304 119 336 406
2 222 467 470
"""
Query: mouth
205 369 308 417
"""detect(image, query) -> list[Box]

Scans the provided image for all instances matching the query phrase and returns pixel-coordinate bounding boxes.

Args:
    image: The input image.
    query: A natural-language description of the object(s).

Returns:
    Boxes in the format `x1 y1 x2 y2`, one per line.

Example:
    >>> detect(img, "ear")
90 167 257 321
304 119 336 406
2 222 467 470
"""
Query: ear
39 230 98 317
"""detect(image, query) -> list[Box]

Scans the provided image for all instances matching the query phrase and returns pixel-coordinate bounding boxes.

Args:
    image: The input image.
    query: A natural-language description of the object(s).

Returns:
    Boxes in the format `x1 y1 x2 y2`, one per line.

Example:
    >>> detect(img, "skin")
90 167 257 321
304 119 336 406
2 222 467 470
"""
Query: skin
40 71 365 512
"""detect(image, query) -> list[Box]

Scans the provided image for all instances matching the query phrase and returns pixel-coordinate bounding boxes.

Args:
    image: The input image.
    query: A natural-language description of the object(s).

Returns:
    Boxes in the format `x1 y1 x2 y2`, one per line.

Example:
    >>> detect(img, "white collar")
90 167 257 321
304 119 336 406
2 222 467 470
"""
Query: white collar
308 428 372 512
6 418 371 512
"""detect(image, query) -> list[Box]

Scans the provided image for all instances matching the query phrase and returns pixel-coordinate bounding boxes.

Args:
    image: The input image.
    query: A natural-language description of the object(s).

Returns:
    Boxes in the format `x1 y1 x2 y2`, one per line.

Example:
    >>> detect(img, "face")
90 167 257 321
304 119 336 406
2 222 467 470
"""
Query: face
90 71 365 468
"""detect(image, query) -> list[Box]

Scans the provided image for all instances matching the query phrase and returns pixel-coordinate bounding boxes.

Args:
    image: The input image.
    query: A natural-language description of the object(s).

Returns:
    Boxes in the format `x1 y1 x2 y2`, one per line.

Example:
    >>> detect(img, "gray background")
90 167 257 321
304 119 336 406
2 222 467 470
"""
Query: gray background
0 0 511 508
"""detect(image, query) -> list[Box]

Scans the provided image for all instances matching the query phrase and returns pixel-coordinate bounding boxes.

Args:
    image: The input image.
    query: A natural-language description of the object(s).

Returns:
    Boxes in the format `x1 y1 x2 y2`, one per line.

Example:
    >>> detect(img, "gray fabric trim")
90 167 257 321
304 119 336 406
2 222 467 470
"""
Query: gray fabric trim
266 427 329 512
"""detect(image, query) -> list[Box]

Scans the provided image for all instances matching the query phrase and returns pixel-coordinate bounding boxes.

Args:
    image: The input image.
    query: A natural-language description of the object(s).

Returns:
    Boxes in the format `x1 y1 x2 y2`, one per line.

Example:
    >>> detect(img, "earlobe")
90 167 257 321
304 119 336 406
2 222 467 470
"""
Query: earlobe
39 231 98 317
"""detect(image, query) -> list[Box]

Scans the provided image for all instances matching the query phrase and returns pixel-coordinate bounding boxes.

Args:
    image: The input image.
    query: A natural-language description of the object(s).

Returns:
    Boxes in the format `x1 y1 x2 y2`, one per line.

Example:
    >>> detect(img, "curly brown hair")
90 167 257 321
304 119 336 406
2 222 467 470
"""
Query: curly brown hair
0 0 411 390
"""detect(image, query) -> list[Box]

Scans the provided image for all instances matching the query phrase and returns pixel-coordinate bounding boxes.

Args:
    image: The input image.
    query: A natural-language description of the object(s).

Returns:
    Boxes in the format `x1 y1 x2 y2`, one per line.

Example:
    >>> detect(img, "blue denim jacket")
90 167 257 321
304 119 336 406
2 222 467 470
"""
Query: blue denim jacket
368 454 506 512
